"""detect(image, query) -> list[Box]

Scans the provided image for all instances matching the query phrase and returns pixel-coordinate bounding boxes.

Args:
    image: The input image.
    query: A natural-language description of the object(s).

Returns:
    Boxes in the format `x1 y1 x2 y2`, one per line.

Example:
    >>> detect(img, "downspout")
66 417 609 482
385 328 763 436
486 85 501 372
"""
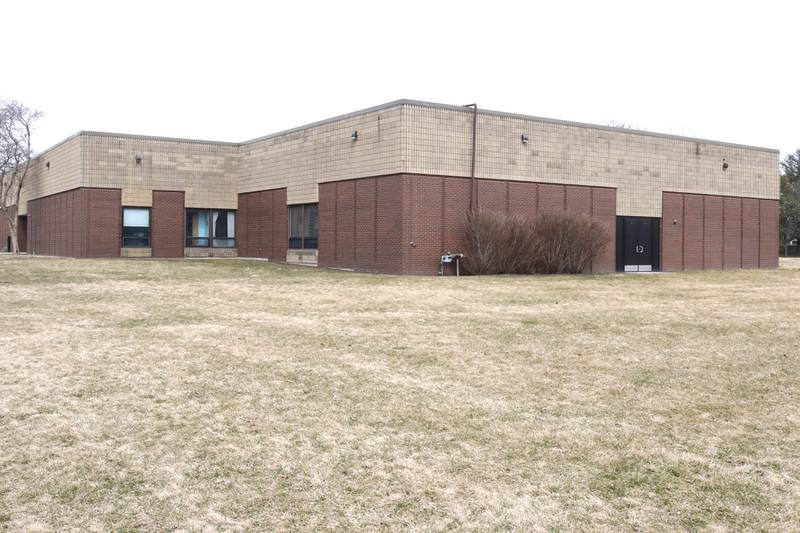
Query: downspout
440 103 477 276
462 103 477 212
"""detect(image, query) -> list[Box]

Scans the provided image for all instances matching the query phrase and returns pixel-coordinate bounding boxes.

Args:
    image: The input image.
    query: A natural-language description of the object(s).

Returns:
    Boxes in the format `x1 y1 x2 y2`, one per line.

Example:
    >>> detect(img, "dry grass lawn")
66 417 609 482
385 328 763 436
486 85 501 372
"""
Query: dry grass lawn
1 255 799 531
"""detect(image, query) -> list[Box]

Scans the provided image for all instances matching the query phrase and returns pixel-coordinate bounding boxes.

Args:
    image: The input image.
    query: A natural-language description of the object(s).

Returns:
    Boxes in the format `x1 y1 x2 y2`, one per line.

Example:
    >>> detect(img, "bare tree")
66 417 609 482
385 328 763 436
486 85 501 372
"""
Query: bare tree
0 99 42 253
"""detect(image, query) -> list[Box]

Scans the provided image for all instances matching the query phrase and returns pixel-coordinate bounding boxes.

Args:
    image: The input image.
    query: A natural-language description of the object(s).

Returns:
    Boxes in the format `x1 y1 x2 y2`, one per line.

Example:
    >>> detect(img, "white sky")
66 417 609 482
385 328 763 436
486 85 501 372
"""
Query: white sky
4 0 798 161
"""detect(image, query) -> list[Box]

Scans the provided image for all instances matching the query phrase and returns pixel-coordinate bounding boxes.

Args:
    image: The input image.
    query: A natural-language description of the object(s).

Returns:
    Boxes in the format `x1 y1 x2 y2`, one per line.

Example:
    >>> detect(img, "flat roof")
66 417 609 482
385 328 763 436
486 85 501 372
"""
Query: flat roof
34 99 779 158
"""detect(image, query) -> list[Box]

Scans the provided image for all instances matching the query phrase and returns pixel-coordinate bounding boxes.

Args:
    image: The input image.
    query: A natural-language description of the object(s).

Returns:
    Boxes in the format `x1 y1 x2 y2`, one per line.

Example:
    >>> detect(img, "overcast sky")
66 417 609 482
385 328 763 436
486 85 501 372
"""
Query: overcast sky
5 0 798 161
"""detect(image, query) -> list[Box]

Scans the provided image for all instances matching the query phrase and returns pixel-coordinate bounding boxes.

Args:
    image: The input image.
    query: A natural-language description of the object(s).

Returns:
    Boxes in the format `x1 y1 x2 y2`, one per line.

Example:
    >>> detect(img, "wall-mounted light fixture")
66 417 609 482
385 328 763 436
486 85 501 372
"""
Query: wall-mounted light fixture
134 154 143 164
351 131 358 142
521 133 529 144
45 161 50 169
722 158 728 171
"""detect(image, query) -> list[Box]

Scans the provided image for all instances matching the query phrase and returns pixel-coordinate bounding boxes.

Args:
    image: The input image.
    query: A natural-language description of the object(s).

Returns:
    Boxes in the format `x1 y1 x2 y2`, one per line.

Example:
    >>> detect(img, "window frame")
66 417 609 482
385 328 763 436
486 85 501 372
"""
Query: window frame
288 203 319 250
121 207 151 248
186 208 236 248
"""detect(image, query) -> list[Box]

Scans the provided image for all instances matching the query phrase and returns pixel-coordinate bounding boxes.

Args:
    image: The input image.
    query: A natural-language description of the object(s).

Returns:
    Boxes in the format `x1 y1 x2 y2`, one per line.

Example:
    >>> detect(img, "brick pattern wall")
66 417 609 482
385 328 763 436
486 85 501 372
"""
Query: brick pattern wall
662 191 778 271
319 174 616 275
184 247 238 258
86 189 123 257
151 191 185 258
19 136 82 216
375 177 405 274
759 200 779 268
319 176 405 273
355 178 377 271
82 134 238 210
405 103 778 218
237 188 288 261
18 216 27 253
27 188 121 257
239 107 403 205
590 188 617 272
335 180 356 268
121 247 152 258
20 102 777 223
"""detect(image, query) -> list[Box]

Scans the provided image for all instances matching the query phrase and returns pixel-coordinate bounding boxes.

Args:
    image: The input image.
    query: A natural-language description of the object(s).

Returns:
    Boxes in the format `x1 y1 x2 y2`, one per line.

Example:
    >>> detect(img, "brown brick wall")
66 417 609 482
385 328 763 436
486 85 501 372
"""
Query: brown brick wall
477 179 507 214
354 178 377 272
661 193 683 271
318 183 336 268
661 192 778 271
590 187 617 273
335 180 356 269
28 187 120 257
539 184 566 214
237 188 287 261
151 191 185 258
759 199 779 268
742 198 760 268
723 197 742 269
319 177 404 273
375 176 404 274
683 194 704 270
703 196 723 270
18 215 27 253
86 189 122 257
320 174 616 275
508 182 538 219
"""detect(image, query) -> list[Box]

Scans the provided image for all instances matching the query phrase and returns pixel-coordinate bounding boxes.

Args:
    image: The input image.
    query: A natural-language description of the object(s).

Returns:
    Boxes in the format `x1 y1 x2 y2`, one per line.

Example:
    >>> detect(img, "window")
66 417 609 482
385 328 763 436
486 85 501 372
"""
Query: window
212 210 236 247
289 203 318 249
186 209 236 247
122 207 150 247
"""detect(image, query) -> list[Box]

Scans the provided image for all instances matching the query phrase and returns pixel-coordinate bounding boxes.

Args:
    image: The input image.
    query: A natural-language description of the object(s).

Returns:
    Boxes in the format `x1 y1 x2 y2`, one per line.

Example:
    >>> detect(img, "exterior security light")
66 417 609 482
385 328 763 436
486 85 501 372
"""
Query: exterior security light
135 154 143 164
722 158 728 171
45 161 50 169
351 131 358 141
521 133 529 144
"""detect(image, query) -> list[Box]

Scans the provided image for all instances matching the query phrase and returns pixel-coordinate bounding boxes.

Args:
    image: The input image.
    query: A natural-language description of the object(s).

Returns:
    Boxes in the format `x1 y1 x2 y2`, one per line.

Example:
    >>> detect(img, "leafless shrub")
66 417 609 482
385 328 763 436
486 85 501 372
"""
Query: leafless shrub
533 212 610 274
462 211 532 274
462 210 609 275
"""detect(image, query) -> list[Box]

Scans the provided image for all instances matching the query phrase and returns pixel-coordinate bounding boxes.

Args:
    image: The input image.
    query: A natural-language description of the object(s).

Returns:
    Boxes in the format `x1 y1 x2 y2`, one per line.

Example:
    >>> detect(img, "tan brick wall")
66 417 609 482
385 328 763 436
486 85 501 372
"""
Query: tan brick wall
185 247 238 258
20 101 777 222
82 134 238 209
403 103 778 217
121 189 153 207
121 247 152 258
20 135 83 215
238 106 404 204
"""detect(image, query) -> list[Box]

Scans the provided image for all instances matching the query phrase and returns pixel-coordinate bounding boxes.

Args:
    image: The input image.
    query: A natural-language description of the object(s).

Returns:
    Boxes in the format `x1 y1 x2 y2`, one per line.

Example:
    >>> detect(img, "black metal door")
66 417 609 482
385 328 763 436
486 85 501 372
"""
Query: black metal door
617 217 660 272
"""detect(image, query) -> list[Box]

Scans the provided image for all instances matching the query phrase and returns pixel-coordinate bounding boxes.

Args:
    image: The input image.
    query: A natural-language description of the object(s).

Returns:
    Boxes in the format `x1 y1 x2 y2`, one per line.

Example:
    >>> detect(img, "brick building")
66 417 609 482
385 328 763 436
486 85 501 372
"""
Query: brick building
4 100 779 274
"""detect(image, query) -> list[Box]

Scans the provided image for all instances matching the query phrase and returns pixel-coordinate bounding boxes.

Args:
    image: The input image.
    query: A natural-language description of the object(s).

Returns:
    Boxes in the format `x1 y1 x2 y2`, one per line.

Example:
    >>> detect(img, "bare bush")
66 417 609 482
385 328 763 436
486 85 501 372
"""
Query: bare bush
462 210 609 275
462 211 533 274
533 212 610 274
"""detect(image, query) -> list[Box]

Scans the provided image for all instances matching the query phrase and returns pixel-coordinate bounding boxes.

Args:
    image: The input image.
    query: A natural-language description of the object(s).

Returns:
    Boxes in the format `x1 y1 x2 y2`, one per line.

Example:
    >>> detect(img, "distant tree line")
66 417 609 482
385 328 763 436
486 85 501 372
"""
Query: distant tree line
781 149 800 255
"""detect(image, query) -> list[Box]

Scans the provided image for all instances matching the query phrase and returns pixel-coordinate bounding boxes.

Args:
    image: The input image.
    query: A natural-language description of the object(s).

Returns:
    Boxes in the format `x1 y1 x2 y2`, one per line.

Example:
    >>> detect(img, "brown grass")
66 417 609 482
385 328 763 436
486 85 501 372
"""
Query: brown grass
1 255 799 531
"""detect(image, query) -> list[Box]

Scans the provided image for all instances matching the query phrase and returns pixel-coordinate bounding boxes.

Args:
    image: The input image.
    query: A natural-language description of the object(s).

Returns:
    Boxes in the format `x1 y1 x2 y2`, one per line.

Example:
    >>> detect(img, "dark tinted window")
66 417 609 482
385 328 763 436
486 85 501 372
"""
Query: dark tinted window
288 203 318 249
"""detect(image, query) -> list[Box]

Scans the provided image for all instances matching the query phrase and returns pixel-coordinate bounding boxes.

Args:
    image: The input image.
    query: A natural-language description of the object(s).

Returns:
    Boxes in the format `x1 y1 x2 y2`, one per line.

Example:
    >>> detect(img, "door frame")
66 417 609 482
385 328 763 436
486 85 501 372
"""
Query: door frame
616 216 661 272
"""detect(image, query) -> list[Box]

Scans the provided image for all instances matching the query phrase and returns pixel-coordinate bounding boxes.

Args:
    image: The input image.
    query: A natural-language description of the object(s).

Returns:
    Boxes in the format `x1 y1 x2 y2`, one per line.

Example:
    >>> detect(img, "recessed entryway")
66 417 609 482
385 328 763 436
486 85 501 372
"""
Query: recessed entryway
616 216 660 272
